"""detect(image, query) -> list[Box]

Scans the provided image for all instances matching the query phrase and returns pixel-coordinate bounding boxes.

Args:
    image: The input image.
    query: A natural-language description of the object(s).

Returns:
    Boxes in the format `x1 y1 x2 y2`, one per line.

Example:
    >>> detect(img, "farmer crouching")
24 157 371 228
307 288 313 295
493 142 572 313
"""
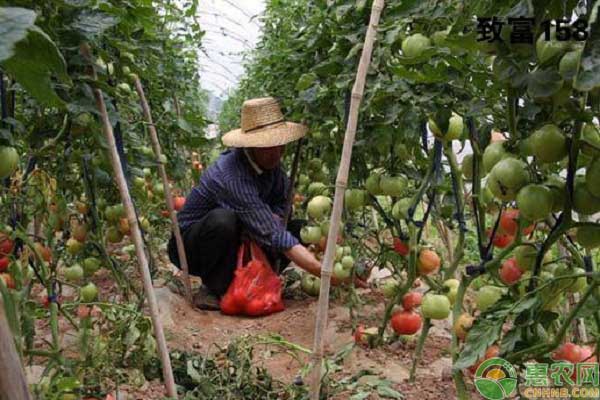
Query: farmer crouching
168 97 360 310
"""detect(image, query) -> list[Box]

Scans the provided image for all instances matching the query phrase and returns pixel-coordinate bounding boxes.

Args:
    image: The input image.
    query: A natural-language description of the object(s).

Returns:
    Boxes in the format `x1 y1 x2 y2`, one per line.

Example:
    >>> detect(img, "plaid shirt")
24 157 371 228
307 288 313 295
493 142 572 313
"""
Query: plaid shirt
177 148 299 251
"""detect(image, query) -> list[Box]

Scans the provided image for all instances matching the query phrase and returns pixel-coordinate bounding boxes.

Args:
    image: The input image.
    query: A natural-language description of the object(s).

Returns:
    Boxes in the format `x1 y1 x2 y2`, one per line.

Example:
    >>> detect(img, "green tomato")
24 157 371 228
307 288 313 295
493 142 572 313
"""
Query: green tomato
585 157 600 198
421 294 451 320
544 175 566 213
80 282 98 303
365 173 382 195
402 33 431 58
476 285 504 312
64 264 84 283
301 273 321 296
581 124 600 157
307 182 328 197
153 183 165 197
429 113 463 141
380 279 399 299
514 244 538 271
530 124 567 163
482 142 507 173
333 262 351 280
576 225 600 250
573 177 600 215
379 176 408 197
343 246 352 256
392 198 412 220
0 146 19 179
488 158 529 201
66 238 84 256
335 245 344 261
307 195 332 220
300 226 322 245
83 257 102 277
341 255 354 269
461 154 474 181
516 184 554 222
345 189 366 211
443 279 460 304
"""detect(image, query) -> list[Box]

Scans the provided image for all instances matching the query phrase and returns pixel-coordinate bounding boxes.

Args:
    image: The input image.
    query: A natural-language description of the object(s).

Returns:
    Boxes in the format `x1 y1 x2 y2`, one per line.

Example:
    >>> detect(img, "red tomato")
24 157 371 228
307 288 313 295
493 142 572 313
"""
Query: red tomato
402 291 423 311
391 311 422 335
354 325 367 345
553 342 583 364
393 237 410 256
499 209 535 236
173 196 186 211
499 258 523 285
0 233 14 256
0 257 9 272
499 209 519 236
487 229 514 248
161 209 170 218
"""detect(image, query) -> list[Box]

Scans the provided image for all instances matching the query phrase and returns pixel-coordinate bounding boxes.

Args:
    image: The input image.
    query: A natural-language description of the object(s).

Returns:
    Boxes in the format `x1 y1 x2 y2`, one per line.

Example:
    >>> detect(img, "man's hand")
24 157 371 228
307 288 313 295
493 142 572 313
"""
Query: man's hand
284 244 369 288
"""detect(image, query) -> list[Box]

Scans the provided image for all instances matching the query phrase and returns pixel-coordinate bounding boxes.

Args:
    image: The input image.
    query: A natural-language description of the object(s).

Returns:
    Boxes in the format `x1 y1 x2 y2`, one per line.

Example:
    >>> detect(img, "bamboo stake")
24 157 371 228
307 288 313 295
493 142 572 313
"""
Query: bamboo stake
0 296 31 400
79 43 177 398
133 75 193 304
309 1 385 398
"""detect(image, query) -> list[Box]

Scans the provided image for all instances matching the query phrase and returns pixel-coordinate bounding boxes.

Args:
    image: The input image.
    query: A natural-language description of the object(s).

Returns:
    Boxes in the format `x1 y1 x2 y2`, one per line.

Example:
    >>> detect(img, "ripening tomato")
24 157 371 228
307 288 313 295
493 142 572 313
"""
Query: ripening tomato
417 249 441 275
0 273 15 289
552 342 583 364
354 325 378 347
487 229 514 248
161 209 170 218
173 196 186 211
402 292 423 311
0 233 14 256
0 257 9 272
499 258 523 285
393 237 410 256
391 311 422 335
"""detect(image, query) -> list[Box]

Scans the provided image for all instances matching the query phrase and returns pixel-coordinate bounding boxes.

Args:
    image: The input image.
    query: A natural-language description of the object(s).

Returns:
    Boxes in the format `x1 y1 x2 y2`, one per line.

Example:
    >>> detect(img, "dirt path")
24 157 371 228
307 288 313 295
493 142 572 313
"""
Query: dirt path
154 282 468 399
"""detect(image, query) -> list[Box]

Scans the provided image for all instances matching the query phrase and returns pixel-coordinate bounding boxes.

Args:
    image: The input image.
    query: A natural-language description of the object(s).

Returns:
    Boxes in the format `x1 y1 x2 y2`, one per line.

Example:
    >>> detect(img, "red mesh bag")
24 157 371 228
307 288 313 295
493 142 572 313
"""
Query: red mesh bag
220 240 285 316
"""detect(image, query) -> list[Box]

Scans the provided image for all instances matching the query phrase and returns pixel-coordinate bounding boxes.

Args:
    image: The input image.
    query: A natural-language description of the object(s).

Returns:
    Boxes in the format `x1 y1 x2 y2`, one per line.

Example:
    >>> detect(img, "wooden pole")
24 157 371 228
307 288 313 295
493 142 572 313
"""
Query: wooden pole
79 43 178 398
0 296 31 400
133 75 193 304
309 1 385 398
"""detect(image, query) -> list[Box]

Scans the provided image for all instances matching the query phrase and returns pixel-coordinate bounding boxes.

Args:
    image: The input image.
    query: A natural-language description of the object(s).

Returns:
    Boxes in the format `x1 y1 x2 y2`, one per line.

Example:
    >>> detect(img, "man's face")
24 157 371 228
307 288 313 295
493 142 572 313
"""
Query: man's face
250 145 285 170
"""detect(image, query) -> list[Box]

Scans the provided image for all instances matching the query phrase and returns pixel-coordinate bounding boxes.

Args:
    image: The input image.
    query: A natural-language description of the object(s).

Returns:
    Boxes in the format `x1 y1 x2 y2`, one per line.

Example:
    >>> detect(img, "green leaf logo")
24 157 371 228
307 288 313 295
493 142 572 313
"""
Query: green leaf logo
474 358 518 400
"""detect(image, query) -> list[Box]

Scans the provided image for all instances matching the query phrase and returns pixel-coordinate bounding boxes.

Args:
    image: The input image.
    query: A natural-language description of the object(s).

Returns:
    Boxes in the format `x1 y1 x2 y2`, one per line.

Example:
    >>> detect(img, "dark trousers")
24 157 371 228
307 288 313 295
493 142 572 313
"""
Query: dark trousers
168 208 304 297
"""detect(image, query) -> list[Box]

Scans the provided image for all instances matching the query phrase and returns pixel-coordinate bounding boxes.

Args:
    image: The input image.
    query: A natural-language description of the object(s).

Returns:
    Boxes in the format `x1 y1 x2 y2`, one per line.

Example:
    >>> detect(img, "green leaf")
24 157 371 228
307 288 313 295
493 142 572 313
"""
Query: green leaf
574 0 600 91
296 72 318 91
1 26 69 107
0 7 36 62
454 316 504 370
527 69 564 98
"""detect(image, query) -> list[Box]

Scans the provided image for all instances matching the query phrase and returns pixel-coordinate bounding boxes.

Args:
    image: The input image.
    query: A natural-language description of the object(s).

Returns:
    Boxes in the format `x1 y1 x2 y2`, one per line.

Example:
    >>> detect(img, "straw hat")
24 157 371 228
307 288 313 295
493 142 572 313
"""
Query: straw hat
222 97 307 148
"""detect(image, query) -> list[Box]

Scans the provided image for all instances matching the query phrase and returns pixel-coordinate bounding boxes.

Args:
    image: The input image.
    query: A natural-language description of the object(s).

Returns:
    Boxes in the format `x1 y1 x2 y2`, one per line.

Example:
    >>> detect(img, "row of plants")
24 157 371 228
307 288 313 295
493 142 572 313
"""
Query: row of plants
221 0 600 397
1 1 213 398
